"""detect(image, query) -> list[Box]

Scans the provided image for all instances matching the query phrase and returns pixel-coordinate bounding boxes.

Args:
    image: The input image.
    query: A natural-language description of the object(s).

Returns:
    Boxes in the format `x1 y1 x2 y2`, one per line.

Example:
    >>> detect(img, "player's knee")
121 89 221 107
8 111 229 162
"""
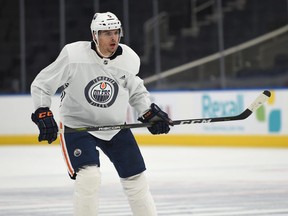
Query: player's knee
121 172 149 200
75 165 101 195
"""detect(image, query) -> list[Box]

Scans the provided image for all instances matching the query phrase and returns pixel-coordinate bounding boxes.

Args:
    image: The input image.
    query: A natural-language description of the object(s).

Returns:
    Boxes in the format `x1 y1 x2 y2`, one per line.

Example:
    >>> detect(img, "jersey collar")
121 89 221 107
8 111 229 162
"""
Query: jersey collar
91 41 123 60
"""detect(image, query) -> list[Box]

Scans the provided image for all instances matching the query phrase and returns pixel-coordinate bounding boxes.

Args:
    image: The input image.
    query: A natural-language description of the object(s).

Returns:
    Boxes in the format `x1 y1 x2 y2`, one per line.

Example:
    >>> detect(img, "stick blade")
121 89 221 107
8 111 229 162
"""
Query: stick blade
263 90 271 97
248 90 271 112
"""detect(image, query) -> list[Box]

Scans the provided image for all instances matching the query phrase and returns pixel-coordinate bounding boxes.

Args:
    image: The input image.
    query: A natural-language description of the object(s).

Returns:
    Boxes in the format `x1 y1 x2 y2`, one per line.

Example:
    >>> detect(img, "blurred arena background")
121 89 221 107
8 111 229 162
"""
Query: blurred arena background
0 0 288 146
1 0 288 92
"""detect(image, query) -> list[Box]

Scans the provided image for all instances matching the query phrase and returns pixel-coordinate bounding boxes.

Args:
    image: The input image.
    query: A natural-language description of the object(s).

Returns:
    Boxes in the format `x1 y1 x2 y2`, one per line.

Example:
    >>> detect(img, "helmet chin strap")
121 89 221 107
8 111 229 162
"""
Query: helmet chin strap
92 38 115 58
97 45 115 58
92 31 121 58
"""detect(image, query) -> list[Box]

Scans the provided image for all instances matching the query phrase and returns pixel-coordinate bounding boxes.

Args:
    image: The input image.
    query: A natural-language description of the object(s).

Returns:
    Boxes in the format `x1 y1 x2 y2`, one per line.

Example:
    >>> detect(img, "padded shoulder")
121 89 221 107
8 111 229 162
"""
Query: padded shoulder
64 41 94 63
116 44 140 75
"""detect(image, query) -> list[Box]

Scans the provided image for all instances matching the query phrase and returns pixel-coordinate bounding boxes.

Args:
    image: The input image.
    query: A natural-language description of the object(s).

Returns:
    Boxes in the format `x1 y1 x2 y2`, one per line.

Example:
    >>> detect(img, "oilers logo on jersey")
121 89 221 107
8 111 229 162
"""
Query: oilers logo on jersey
84 76 119 108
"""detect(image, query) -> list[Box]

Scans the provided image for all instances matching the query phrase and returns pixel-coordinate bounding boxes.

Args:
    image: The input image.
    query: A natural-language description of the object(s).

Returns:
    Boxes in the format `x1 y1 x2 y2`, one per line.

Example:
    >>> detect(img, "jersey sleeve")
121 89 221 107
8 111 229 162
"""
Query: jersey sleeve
119 45 152 116
30 46 70 109
127 74 152 116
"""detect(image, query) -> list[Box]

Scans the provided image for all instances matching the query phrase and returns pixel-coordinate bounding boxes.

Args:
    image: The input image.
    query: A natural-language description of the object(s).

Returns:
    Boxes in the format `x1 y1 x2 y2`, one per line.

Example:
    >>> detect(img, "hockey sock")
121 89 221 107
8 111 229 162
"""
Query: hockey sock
121 172 157 216
73 165 101 216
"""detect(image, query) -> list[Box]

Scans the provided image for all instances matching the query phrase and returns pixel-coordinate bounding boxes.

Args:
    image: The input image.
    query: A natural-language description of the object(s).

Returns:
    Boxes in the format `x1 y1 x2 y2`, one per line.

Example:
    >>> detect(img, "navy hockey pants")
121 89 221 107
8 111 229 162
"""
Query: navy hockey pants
60 127 146 179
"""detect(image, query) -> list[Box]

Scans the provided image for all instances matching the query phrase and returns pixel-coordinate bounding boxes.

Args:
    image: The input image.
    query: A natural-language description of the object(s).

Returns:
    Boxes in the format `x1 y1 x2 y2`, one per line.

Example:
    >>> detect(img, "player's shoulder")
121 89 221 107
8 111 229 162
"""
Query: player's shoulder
63 41 92 62
64 41 91 52
116 44 140 74
120 44 140 61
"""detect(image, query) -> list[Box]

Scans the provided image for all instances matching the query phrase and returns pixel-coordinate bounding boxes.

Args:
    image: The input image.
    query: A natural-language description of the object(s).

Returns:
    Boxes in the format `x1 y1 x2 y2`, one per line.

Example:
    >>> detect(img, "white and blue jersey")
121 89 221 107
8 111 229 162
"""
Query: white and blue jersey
31 41 151 140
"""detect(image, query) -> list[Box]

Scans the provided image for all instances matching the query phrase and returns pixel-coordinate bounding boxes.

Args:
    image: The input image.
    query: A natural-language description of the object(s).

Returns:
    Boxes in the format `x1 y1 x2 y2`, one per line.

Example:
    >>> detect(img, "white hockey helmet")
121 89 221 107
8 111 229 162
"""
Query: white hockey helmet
90 12 123 43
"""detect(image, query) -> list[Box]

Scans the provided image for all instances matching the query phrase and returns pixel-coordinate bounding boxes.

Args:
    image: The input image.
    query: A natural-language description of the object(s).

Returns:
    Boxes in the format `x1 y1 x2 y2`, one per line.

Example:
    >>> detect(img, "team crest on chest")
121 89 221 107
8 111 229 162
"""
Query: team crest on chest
84 76 119 107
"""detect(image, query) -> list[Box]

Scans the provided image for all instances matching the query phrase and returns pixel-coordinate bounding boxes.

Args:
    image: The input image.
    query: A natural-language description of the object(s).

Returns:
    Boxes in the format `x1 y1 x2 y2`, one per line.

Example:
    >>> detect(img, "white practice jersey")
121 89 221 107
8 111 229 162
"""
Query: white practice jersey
31 41 151 140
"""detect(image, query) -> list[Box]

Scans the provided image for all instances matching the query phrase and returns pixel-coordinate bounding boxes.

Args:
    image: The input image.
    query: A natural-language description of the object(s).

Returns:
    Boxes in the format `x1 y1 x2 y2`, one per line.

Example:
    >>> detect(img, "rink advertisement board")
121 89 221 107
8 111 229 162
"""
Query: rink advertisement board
129 89 287 136
0 89 287 147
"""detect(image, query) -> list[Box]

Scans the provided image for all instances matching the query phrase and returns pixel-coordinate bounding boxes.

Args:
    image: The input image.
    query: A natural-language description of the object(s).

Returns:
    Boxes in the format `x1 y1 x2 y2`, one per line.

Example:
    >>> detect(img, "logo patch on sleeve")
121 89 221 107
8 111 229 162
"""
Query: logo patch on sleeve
84 76 119 108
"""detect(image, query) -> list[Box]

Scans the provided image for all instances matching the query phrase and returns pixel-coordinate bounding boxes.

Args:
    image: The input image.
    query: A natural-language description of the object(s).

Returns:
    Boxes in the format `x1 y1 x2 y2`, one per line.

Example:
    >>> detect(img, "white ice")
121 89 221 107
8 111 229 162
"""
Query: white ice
0 145 288 215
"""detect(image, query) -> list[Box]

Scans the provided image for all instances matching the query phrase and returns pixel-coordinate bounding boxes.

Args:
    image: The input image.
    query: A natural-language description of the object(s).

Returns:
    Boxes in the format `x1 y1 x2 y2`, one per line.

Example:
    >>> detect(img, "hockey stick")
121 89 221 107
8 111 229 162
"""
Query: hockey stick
59 90 271 133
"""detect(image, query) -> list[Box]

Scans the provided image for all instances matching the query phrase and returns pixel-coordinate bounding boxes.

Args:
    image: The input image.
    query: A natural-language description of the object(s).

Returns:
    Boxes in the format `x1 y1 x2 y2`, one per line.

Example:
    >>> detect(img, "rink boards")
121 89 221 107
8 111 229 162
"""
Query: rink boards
0 89 287 147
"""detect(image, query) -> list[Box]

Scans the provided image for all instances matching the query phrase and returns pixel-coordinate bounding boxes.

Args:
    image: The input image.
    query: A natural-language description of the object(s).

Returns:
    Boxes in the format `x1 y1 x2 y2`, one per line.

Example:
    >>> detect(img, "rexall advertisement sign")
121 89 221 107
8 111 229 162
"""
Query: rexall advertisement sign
148 89 287 135
0 89 286 136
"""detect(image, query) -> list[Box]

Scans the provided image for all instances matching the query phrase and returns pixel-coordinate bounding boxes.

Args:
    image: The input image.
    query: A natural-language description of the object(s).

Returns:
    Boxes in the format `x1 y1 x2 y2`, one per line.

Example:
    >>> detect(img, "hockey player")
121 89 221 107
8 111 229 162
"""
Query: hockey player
31 12 173 216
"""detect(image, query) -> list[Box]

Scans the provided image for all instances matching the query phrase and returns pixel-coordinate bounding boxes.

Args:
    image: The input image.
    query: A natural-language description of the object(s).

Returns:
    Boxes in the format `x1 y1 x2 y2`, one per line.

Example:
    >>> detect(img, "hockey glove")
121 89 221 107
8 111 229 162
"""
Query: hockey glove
31 107 58 144
138 103 173 135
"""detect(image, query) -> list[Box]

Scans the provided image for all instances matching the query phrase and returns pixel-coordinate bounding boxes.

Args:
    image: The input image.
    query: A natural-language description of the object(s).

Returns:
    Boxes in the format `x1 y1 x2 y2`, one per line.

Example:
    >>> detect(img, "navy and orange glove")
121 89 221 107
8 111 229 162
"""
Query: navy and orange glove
31 107 58 144
138 103 173 135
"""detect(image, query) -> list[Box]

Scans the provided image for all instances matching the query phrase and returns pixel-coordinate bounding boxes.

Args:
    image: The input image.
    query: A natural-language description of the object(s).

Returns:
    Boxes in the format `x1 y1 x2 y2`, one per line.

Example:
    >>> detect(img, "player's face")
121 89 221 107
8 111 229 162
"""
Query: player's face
97 29 120 57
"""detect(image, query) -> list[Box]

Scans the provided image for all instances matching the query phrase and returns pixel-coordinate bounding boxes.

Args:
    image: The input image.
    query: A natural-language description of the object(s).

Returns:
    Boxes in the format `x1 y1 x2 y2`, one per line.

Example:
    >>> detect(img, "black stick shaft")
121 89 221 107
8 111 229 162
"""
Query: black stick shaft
60 90 271 133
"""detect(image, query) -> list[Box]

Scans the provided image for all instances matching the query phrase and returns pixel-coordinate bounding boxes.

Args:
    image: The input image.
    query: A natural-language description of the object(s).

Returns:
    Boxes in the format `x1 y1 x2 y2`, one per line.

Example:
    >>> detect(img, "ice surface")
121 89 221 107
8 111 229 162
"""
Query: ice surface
0 145 288 215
